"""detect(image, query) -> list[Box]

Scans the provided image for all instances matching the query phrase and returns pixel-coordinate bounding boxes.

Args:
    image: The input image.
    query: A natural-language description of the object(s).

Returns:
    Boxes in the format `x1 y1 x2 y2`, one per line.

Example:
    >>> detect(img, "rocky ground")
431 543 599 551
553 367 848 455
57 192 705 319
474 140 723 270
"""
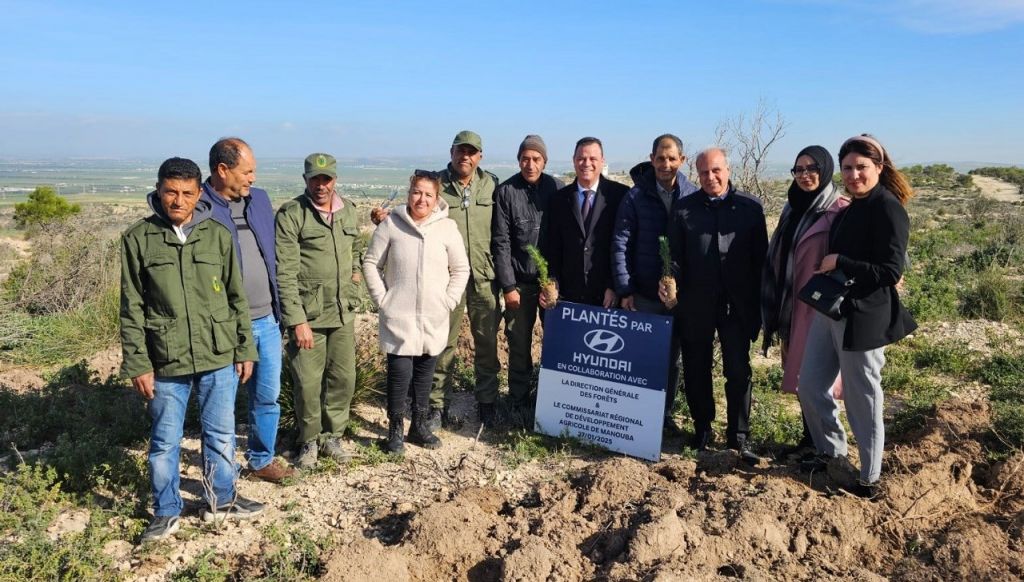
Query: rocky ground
12 314 1016 581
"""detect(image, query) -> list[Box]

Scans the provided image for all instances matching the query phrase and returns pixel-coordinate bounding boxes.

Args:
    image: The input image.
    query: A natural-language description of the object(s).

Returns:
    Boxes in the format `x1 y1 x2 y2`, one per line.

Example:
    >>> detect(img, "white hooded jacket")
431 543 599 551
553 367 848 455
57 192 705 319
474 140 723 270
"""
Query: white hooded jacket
363 198 470 356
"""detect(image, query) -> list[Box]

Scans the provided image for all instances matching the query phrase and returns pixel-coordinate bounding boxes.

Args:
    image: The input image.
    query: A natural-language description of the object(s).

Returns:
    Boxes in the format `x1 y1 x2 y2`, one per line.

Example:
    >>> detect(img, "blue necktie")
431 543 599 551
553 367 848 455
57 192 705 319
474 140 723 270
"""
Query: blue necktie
582 190 594 224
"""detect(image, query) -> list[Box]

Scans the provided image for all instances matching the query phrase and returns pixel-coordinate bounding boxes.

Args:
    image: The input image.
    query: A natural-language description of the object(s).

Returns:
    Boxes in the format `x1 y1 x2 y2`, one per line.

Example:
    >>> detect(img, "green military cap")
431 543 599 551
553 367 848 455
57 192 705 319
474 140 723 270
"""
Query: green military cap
451 130 483 152
303 153 337 180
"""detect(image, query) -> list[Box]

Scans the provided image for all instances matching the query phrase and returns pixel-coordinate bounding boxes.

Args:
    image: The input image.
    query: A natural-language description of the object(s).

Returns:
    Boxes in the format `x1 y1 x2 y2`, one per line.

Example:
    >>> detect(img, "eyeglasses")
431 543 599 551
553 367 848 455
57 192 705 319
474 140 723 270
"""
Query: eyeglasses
790 165 820 177
413 169 440 180
462 186 471 208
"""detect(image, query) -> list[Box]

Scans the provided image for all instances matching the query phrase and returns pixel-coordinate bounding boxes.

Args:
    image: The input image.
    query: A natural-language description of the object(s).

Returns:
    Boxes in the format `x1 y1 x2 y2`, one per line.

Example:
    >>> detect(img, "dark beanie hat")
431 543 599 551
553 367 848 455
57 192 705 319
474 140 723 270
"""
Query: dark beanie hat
518 135 548 162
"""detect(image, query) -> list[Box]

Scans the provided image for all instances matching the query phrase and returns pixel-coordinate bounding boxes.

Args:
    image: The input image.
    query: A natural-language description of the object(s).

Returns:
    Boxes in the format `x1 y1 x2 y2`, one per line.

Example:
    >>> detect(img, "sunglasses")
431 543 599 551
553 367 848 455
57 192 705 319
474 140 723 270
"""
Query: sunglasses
790 165 821 177
413 169 440 180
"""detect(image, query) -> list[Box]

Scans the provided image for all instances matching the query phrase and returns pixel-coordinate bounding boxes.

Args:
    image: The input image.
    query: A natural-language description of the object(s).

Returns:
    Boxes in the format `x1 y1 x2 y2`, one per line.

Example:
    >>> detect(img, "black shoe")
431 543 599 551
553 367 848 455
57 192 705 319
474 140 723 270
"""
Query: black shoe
690 428 711 451
408 405 442 449
385 414 405 455
662 417 684 438
202 495 266 523
427 407 442 432
478 402 497 428
509 400 536 429
736 440 761 465
440 403 463 430
799 453 834 473
139 515 179 543
845 480 880 500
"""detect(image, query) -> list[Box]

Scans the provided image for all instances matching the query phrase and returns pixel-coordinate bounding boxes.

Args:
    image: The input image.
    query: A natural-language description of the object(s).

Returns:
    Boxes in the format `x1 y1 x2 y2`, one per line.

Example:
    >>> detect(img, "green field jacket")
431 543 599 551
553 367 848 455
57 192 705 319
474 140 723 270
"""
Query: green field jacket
120 215 257 379
440 165 498 282
275 193 361 329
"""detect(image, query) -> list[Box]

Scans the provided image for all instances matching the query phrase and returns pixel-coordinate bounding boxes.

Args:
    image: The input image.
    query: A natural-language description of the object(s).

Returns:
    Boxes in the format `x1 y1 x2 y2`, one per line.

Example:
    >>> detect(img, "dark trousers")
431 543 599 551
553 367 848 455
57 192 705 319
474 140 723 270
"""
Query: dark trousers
633 294 682 418
387 354 438 417
679 302 753 445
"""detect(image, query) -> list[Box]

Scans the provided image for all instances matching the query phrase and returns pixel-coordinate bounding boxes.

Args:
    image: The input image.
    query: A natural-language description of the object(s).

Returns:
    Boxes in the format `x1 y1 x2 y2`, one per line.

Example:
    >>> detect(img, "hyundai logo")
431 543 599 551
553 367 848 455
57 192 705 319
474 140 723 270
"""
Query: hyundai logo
583 329 625 354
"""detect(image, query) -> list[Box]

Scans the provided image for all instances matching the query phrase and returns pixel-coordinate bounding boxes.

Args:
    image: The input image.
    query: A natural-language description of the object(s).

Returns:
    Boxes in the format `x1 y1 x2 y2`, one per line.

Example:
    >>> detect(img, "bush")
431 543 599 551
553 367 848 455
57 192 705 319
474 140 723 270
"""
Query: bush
975 352 1024 450
12 186 81 230
3 219 119 315
901 164 972 191
0 286 120 367
0 362 150 498
960 267 1020 321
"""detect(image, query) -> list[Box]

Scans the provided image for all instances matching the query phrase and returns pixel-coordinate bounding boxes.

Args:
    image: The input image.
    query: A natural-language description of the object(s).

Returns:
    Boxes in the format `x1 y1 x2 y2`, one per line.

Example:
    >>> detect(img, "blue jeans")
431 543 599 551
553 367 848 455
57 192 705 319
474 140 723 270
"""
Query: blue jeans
246 315 283 470
149 365 238 517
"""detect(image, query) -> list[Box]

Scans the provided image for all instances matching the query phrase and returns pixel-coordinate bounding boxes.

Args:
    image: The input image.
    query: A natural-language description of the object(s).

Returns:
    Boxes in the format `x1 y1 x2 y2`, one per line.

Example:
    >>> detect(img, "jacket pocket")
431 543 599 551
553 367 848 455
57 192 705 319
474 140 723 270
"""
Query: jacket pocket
193 252 228 304
144 317 176 364
299 281 323 321
211 309 238 355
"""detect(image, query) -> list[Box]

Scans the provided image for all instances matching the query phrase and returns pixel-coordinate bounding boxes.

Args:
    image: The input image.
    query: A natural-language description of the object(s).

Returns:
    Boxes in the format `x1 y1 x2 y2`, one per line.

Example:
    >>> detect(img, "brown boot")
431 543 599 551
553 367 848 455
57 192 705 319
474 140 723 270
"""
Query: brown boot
250 458 297 484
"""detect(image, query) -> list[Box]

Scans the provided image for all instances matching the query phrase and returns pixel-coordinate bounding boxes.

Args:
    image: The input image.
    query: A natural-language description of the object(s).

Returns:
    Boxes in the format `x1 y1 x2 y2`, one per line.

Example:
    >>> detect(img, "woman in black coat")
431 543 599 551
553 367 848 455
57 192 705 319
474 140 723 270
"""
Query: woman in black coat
797 134 917 498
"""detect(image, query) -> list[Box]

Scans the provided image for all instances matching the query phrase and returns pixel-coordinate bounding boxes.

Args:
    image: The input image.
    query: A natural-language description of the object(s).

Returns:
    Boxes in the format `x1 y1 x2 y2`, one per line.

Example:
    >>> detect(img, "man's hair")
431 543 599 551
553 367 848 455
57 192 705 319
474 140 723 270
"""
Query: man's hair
652 134 684 156
574 136 604 157
208 137 250 174
158 157 202 188
695 147 730 170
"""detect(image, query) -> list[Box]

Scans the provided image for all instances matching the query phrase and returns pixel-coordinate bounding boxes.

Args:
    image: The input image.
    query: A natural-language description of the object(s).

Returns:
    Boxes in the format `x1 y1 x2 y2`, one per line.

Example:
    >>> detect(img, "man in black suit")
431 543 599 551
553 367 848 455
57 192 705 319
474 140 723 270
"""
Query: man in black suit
541 137 630 308
664 147 768 462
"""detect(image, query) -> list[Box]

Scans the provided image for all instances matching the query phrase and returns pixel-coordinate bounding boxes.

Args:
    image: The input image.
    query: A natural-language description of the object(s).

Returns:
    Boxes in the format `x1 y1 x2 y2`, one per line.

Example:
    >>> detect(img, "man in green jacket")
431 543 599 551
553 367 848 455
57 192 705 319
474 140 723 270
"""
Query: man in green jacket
433 131 501 428
276 153 361 468
120 157 261 543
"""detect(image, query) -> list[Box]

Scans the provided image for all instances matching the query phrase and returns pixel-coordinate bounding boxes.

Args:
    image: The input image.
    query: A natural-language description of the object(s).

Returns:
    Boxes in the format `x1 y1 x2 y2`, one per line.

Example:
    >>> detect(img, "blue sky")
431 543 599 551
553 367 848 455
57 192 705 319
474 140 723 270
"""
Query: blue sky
0 0 1022 168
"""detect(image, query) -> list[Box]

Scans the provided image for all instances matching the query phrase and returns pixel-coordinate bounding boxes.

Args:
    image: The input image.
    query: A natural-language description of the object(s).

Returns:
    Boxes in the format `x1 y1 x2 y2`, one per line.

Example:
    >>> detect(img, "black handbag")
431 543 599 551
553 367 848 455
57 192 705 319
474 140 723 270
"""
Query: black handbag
798 270 854 320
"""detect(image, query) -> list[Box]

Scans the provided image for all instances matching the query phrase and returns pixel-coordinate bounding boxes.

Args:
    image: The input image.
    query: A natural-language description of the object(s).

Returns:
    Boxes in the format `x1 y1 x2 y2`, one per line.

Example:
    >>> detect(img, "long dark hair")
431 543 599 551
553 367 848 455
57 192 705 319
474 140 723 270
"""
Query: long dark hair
838 134 914 206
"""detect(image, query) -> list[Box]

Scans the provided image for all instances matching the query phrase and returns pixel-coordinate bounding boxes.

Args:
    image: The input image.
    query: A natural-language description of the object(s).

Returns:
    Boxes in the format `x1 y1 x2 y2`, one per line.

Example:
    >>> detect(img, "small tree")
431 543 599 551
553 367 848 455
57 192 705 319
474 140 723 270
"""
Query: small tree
712 98 788 204
13 186 81 229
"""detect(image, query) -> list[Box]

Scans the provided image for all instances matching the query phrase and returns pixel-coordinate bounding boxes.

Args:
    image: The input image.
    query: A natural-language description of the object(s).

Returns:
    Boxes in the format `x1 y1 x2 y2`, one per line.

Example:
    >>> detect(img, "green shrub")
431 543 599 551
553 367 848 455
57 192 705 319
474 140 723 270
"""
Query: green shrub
0 286 120 367
0 463 139 582
12 186 81 230
960 267 1020 321
976 352 1024 450
911 340 976 377
0 362 149 498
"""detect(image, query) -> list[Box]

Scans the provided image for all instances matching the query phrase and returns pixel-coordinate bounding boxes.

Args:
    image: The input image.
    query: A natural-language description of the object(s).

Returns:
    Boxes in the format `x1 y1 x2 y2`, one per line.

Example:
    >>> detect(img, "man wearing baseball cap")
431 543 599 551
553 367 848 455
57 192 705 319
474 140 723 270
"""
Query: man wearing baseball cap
433 130 501 428
491 135 563 424
275 153 362 468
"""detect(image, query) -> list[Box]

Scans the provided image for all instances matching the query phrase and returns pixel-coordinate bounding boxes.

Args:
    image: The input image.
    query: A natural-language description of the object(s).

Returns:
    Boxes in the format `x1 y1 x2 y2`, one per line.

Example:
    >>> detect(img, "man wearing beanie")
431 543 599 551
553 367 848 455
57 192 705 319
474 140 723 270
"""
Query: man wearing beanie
491 135 564 423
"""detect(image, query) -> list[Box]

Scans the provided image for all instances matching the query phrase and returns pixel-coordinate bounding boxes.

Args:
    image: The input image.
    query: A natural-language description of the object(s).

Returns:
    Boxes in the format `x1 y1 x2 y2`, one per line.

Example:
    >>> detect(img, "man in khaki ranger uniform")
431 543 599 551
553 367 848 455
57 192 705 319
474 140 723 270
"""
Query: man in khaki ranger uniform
120 157 262 543
434 130 501 428
276 153 361 468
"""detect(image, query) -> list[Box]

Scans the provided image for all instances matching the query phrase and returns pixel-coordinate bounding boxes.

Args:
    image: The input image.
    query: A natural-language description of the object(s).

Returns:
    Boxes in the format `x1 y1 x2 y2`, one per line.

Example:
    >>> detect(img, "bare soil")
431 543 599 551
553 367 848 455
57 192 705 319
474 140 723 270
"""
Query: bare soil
16 318 1024 580
314 399 1023 581
974 175 1021 202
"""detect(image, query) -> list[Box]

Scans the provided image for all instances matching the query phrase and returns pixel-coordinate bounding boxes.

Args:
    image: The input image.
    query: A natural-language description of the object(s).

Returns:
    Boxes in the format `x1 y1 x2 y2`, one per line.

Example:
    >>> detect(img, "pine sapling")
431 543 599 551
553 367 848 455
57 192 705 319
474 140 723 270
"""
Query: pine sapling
659 236 677 308
526 244 558 306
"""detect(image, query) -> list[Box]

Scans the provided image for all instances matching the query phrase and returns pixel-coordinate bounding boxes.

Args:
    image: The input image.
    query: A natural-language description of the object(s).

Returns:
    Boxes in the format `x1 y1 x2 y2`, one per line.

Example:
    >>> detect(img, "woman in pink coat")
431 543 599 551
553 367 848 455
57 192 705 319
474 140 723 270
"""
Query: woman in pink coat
761 146 847 454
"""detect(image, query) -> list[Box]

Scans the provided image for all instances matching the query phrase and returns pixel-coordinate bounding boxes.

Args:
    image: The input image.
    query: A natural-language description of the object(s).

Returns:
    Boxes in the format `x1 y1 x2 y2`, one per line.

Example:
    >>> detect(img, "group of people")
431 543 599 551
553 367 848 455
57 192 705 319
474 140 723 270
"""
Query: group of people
120 129 916 543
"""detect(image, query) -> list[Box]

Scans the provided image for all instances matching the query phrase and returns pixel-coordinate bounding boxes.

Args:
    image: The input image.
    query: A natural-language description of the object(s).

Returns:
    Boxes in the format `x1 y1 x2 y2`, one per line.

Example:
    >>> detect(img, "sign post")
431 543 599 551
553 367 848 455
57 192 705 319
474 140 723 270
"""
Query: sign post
534 301 672 461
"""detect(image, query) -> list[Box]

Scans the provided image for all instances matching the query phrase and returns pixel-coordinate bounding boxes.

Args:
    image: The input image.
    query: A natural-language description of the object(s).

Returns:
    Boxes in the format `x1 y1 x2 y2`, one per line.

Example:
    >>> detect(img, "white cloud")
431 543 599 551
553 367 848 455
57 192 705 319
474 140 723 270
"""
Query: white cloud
794 0 1024 34
885 0 1024 34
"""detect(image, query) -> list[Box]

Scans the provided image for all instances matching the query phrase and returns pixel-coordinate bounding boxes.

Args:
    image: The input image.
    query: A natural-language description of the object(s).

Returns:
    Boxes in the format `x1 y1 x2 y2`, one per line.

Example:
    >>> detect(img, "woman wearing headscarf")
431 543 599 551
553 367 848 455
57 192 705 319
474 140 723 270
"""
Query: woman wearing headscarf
798 135 917 498
363 171 470 453
761 146 847 454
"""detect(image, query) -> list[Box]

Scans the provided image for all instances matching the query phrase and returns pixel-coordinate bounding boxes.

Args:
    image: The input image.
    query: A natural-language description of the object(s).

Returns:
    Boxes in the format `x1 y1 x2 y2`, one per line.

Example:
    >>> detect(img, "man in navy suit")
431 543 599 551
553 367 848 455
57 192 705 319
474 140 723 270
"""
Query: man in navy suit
541 137 630 309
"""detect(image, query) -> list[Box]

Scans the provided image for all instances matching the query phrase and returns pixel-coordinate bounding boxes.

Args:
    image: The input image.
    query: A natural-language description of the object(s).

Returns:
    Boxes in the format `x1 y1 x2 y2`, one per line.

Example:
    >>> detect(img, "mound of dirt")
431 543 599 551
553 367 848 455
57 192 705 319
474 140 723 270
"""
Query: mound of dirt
322 400 1024 581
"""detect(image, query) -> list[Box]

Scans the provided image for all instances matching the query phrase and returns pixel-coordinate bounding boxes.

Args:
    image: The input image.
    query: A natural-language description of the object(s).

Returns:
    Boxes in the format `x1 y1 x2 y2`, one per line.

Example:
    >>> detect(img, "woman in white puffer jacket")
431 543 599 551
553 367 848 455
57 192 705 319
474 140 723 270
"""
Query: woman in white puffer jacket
363 171 469 453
